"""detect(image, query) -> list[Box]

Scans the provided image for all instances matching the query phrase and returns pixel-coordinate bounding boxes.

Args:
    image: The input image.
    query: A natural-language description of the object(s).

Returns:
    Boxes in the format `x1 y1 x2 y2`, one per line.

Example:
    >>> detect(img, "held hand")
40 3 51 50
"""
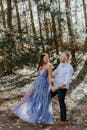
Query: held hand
49 86 53 91
49 86 54 91
51 86 56 92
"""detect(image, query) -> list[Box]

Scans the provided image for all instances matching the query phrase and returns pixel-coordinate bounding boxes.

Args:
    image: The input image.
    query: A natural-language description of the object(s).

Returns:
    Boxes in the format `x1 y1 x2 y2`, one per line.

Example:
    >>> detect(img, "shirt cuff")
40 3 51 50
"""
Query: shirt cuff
63 81 69 86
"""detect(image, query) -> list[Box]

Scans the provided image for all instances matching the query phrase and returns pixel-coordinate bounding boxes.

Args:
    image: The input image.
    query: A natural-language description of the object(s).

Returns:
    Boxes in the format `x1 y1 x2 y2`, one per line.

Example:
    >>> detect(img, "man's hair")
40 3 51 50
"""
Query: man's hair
64 51 70 58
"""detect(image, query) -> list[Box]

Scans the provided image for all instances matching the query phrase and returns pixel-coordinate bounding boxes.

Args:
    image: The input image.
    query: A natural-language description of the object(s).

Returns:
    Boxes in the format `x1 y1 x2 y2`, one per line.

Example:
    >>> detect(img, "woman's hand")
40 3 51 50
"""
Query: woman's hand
50 86 56 92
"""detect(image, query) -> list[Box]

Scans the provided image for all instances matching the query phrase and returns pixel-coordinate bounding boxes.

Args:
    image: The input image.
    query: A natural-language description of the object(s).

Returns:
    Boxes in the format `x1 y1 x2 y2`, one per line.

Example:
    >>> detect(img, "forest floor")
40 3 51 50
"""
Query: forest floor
0 105 87 130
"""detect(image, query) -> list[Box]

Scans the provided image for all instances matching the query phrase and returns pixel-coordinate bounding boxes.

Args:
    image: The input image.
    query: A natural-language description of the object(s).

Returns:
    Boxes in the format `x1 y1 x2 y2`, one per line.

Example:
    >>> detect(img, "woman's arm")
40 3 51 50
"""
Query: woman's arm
47 63 53 88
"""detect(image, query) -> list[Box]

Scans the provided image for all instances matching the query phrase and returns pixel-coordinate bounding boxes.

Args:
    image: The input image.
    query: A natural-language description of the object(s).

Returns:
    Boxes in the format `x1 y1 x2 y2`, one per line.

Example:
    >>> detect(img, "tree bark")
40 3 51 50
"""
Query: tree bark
14 0 21 34
43 0 49 40
37 5 45 51
7 0 12 29
82 0 87 52
50 0 59 55
28 0 36 35
82 0 87 33
57 0 64 51
0 0 6 29
65 0 76 67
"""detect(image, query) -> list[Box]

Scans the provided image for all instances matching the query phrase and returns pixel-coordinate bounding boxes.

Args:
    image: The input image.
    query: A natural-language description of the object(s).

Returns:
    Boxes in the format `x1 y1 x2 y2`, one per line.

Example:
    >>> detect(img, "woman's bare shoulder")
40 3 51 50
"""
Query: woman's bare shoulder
46 63 52 69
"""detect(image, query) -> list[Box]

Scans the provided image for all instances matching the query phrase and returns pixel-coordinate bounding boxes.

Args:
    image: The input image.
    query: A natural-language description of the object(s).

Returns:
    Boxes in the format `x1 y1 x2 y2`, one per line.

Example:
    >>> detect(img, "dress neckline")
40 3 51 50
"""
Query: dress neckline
39 68 47 76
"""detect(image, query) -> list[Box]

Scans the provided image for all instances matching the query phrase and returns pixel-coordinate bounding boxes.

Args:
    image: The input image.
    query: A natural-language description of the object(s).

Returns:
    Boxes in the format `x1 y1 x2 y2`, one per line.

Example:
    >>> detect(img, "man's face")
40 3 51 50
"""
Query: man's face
60 53 68 63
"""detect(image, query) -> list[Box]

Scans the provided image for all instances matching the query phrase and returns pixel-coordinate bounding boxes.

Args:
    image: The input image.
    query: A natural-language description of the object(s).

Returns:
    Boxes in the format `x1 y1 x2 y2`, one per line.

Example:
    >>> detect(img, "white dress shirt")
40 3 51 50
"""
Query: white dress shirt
53 63 74 89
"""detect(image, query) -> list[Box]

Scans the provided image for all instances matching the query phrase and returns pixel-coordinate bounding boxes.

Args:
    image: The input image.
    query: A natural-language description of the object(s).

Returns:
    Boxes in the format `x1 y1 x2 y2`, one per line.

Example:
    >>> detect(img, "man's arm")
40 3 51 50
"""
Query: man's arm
56 83 65 90
52 66 74 91
51 83 65 92
63 66 74 87
52 65 59 77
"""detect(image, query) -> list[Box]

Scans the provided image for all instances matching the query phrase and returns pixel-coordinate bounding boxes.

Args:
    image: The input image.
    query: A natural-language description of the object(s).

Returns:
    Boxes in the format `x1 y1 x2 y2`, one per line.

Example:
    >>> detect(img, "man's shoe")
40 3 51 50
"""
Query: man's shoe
57 121 68 126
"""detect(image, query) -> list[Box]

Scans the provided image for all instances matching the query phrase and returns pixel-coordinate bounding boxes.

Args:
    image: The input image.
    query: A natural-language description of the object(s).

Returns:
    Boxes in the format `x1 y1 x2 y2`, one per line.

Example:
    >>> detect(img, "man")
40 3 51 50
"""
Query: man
51 52 74 126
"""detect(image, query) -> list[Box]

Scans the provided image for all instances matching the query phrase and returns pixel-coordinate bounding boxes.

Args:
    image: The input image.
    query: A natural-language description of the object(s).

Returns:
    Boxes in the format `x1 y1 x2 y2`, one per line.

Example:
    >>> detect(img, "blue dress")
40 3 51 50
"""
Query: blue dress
12 68 53 124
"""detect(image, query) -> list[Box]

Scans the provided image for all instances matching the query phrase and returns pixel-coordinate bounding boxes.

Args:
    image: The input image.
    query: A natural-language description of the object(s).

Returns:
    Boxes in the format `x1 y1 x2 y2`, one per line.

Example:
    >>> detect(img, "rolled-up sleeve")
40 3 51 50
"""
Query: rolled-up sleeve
64 67 74 86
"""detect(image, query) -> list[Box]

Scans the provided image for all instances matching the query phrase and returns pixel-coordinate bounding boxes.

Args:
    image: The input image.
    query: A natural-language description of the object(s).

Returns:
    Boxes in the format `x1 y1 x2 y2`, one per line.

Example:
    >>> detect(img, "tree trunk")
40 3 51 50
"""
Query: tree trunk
82 0 87 33
50 0 59 55
37 5 45 51
57 0 64 51
49 20 53 38
22 0 29 36
14 0 21 34
7 0 12 29
82 0 87 52
28 0 36 35
43 0 49 40
65 0 76 67
0 0 6 29
75 0 77 34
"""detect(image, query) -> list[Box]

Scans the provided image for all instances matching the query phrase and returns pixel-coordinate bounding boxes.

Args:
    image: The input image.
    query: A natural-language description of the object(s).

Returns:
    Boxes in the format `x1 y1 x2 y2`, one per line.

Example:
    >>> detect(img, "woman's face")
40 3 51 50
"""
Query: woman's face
43 54 49 64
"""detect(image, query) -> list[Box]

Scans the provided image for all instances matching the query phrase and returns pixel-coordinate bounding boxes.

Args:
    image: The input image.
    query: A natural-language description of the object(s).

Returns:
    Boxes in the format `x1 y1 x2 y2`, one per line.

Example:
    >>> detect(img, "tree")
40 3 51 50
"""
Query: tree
57 0 64 51
42 0 49 40
50 0 59 55
14 0 21 34
82 0 87 33
22 0 29 35
82 0 87 51
0 0 6 29
75 0 77 34
37 4 45 51
28 0 36 35
7 0 12 29
1 31 15 74
65 0 76 67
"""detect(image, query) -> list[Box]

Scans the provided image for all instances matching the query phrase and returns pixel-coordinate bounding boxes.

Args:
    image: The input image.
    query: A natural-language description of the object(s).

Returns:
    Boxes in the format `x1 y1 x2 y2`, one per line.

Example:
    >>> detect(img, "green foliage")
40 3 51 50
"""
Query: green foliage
0 32 15 49
37 3 50 12
33 0 40 3
0 30 16 74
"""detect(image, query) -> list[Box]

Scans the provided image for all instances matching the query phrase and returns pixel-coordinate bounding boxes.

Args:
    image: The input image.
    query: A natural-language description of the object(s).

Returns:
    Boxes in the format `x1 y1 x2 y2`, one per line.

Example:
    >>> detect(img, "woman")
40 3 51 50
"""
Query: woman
12 53 53 124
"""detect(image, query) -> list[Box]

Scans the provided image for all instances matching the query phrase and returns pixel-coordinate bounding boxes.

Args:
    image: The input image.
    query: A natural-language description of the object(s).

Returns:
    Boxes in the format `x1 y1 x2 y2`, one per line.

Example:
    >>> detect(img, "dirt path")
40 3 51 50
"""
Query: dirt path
0 111 87 130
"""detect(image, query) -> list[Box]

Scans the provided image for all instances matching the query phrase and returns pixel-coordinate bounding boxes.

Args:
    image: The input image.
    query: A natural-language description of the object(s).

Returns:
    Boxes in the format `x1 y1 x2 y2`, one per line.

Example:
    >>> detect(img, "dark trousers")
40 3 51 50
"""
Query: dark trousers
51 89 67 121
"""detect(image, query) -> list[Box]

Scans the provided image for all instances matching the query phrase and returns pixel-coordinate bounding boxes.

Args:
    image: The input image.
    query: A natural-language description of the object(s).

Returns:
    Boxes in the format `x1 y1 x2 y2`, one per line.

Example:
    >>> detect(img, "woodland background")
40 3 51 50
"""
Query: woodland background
0 0 87 130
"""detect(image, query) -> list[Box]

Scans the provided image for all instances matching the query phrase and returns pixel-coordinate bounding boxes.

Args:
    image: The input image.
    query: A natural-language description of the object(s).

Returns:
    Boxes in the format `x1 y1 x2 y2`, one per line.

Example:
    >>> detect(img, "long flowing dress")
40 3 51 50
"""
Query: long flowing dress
12 68 53 124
